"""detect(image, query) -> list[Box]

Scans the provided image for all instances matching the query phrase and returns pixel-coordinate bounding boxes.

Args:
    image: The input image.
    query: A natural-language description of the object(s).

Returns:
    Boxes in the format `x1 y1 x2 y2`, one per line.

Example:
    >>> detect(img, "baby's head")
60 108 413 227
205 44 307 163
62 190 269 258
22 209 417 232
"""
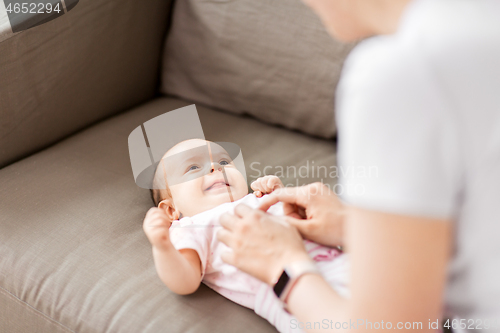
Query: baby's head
151 139 248 219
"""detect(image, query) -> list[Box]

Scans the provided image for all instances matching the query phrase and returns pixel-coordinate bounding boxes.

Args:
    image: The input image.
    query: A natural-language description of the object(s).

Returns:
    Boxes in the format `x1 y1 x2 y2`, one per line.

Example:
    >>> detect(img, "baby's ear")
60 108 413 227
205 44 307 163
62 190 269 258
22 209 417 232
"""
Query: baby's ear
158 199 181 221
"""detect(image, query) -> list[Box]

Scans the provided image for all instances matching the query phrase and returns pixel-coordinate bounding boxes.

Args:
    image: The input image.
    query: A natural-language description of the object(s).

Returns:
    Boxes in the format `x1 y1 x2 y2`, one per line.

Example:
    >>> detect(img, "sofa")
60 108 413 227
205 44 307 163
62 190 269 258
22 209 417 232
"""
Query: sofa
0 0 355 332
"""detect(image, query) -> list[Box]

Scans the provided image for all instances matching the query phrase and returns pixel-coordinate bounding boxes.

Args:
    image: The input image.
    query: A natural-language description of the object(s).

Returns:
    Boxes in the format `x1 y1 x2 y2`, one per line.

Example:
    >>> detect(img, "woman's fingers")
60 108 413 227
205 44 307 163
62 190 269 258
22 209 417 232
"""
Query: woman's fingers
258 195 280 212
219 249 236 266
217 206 310 284
283 215 314 235
259 187 307 214
283 207 304 220
258 182 328 213
233 203 254 218
258 186 309 212
216 228 234 249
291 204 307 219
220 212 237 230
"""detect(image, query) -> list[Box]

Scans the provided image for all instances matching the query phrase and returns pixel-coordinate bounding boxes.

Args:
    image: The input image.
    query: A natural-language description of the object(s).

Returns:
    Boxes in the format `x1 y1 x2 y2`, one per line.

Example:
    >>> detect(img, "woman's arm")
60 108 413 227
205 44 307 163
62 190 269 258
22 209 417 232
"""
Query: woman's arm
279 207 451 332
153 245 202 295
218 202 451 332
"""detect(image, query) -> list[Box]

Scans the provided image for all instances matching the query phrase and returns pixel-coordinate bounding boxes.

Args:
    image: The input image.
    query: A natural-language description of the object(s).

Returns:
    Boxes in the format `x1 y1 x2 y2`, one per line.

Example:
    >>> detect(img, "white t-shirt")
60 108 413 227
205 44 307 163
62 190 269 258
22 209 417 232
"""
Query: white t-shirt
336 0 500 326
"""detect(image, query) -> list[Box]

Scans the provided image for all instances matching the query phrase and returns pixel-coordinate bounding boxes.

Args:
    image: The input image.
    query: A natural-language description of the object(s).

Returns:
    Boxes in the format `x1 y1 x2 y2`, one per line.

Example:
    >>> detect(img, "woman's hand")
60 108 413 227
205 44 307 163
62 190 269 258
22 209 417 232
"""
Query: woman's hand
217 204 311 285
251 175 284 198
259 182 345 248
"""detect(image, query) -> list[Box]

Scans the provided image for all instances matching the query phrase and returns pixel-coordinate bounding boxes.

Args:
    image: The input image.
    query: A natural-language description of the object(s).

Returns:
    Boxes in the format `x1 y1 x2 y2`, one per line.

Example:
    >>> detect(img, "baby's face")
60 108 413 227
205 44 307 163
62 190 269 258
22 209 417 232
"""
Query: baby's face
161 139 248 217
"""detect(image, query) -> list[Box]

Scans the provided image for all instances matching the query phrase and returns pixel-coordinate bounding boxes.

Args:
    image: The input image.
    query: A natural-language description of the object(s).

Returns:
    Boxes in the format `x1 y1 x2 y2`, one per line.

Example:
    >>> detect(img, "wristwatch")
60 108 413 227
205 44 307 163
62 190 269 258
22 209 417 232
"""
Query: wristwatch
273 260 320 308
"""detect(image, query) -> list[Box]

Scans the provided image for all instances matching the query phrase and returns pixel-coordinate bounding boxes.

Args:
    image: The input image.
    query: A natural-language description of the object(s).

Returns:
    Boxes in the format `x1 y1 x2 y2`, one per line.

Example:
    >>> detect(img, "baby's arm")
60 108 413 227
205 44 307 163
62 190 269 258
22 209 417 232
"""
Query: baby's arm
143 208 202 295
251 175 284 197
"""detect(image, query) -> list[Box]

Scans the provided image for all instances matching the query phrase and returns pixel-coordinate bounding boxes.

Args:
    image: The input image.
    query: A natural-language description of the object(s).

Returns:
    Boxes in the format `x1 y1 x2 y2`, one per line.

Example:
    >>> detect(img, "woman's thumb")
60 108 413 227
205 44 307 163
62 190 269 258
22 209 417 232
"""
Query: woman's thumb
283 215 306 228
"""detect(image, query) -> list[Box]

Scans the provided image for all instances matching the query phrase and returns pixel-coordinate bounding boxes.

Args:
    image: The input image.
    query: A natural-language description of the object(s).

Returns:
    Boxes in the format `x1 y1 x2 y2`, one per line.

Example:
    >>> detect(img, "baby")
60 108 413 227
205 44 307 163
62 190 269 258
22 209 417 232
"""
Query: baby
143 139 348 333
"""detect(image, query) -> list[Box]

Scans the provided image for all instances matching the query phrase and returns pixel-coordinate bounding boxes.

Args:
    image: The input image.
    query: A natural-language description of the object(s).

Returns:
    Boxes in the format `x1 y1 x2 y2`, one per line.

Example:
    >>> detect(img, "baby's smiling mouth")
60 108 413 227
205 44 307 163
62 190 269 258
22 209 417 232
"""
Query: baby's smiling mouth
205 180 230 191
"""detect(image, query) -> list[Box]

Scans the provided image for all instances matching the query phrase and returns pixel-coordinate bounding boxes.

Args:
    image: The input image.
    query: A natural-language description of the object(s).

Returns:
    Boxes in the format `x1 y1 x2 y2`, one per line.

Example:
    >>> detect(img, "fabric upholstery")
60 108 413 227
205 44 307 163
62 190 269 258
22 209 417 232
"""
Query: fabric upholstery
0 97 337 333
0 0 172 169
0 288 72 333
161 0 356 139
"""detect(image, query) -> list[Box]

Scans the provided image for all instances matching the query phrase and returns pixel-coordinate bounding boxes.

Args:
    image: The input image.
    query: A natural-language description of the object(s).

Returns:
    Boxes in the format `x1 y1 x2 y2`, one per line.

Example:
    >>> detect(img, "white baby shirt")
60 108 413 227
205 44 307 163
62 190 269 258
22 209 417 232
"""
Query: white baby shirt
169 193 344 310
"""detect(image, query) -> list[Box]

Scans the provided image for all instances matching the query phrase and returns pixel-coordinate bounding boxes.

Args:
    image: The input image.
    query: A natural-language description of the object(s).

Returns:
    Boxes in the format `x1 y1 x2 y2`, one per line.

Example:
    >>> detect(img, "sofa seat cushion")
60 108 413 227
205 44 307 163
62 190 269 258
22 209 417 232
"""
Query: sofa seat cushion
0 97 337 333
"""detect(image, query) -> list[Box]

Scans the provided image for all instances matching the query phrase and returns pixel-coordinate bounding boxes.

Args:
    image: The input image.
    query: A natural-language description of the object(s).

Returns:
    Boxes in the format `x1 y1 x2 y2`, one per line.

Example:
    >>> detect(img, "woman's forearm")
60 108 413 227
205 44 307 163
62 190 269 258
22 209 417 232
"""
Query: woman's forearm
152 244 202 295
286 209 451 333
287 274 348 332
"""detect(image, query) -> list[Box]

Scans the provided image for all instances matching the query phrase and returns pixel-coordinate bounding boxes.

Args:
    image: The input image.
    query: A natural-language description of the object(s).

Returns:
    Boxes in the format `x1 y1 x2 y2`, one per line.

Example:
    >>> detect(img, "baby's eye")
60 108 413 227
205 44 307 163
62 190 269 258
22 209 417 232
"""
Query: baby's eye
186 165 200 172
219 159 230 166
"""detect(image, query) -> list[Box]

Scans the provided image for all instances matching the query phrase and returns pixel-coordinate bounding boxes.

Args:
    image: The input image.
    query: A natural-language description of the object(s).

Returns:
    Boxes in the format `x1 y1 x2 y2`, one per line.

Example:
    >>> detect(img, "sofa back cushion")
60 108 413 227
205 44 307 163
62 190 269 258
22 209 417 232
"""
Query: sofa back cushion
161 0 355 139
0 0 172 168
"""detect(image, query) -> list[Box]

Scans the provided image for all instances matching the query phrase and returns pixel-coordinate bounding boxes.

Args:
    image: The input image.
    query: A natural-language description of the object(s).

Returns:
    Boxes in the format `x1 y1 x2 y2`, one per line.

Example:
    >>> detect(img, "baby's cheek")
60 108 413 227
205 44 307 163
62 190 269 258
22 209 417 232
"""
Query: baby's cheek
234 181 249 200
235 172 249 190
175 182 206 215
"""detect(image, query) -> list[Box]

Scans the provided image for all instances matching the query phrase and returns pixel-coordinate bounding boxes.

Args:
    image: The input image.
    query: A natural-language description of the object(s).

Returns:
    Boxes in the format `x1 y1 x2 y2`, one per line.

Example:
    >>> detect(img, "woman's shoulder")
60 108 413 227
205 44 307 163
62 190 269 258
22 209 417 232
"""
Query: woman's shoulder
339 35 427 107
337 35 446 131
342 0 500 92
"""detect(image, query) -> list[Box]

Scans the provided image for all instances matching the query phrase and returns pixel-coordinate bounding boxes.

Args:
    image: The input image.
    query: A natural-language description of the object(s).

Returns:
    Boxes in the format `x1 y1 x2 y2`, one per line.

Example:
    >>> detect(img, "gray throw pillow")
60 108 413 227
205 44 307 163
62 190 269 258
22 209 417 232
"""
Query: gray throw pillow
161 0 356 138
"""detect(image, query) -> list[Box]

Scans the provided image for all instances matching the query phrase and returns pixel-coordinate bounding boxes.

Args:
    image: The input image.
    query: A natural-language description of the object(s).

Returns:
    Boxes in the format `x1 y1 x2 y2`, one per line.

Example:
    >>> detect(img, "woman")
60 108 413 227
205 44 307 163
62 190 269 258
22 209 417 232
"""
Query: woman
217 0 500 331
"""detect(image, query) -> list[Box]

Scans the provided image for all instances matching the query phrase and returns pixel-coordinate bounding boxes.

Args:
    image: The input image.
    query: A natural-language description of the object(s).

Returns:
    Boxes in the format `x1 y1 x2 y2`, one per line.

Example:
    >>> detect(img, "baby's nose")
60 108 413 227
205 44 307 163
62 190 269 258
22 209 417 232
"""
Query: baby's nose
210 164 223 173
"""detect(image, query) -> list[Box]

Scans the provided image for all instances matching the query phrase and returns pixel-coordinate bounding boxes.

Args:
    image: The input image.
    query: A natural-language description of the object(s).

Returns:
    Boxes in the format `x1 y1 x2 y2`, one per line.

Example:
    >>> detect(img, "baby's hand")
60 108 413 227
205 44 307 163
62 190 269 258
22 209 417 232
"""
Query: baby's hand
251 175 284 198
143 207 173 251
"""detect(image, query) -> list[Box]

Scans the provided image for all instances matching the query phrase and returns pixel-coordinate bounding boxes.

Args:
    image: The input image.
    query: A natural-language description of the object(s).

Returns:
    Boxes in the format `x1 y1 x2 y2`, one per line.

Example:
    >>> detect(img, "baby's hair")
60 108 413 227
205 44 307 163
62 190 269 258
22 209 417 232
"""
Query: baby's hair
150 159 172 207
150 188 162 207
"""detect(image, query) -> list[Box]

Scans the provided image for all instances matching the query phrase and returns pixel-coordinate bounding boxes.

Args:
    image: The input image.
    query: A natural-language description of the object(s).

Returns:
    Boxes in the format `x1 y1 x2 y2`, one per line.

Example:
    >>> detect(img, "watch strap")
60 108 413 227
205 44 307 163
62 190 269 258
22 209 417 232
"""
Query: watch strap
273 260 320 305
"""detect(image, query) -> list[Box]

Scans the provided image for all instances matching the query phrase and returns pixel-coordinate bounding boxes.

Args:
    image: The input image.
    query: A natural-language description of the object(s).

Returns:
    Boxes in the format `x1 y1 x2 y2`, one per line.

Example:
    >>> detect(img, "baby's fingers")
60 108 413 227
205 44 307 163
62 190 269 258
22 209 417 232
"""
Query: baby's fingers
143 220 171 245
144 209 170 229
145 207 167 221
251 180 267 196
251 179 264 191
265 176 283 191
145 220 171 231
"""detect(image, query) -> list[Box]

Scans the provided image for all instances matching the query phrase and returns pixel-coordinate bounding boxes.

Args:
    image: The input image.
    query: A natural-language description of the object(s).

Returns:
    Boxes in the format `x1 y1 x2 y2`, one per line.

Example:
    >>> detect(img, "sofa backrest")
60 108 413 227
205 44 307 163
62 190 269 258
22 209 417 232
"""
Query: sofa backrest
161 0 356 139
0 0 173 169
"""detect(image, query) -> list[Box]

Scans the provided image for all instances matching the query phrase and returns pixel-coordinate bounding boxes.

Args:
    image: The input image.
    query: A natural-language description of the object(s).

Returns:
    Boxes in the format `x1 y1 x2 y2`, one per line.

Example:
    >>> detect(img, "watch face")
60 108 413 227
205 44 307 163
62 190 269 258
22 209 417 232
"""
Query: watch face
273 270 290 298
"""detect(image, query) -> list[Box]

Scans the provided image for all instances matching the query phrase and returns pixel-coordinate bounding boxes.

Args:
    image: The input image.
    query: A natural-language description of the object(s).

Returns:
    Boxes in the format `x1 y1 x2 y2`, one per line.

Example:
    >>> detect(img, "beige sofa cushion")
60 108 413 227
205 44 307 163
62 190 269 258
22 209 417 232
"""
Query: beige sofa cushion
161 0 355 139
0 97 337 333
